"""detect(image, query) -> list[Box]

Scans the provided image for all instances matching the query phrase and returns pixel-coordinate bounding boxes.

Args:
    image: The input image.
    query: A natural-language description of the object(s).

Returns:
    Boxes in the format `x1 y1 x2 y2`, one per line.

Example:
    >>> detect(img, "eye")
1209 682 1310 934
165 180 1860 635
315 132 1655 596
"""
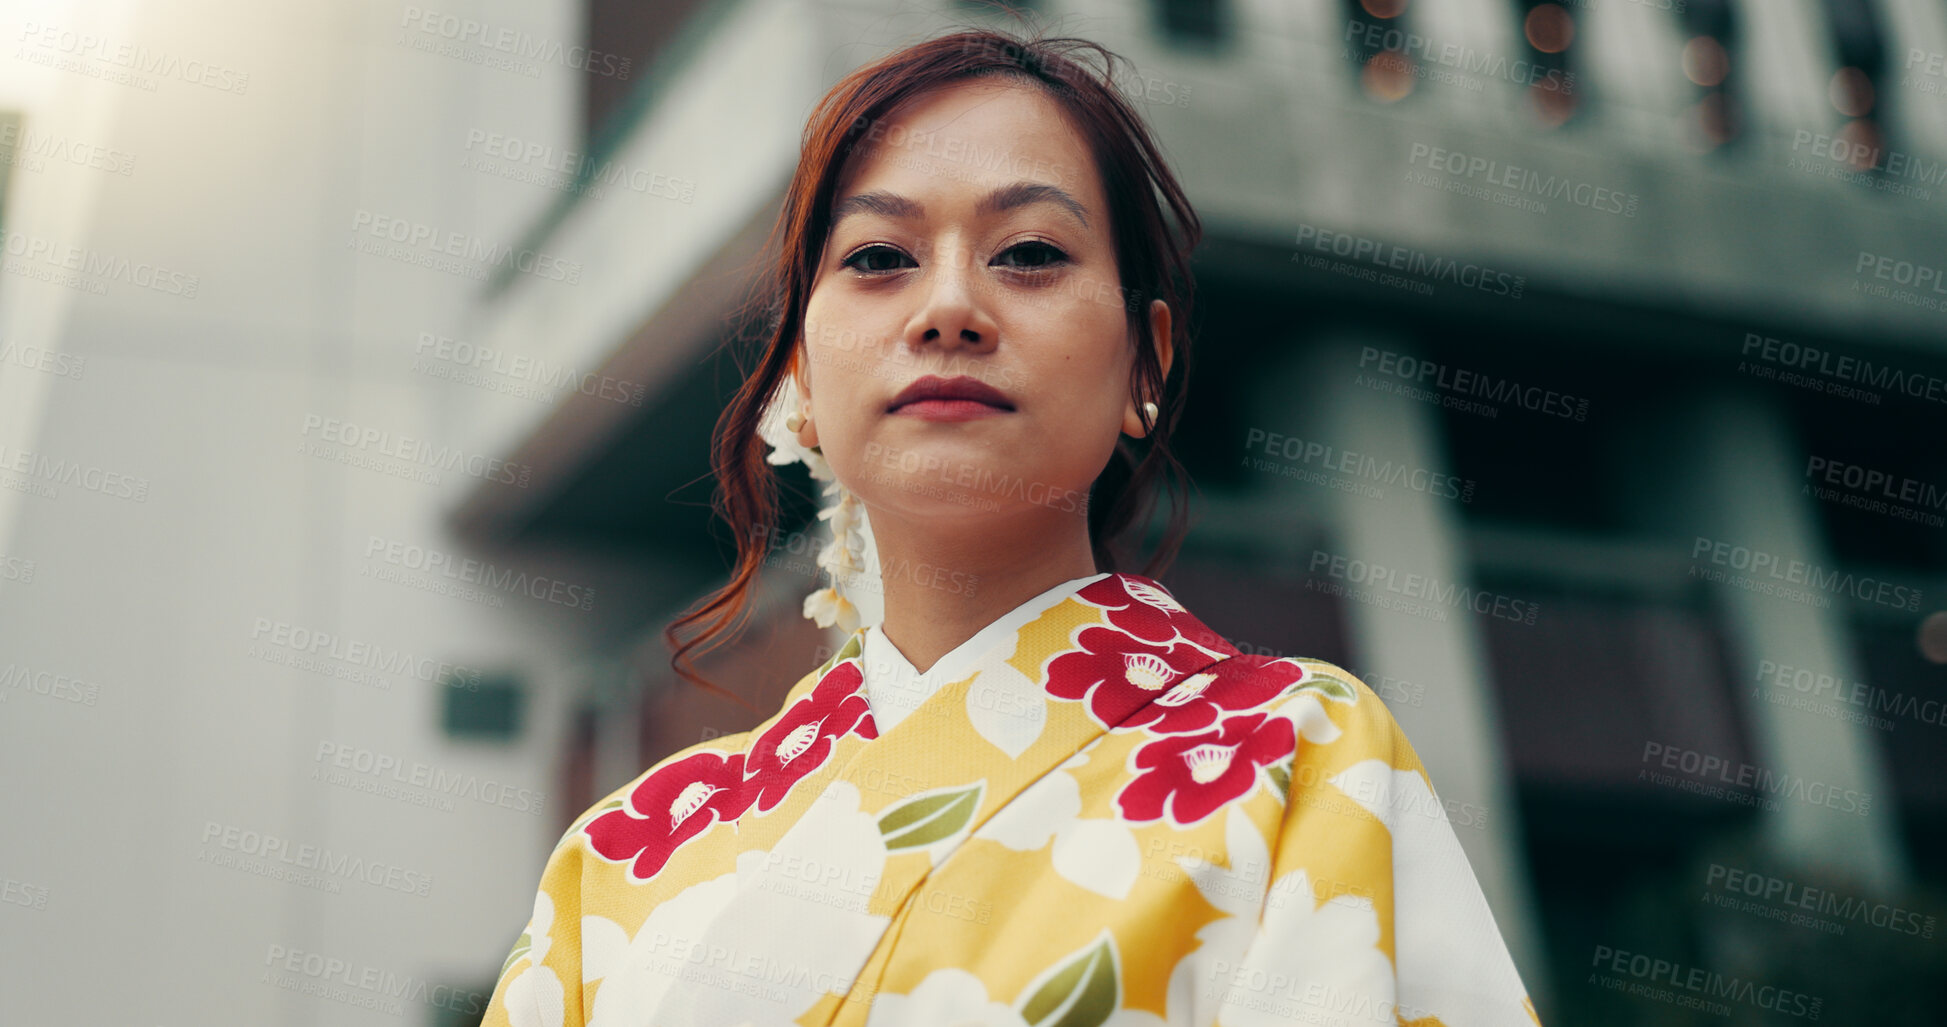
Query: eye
842 244 914 275
993 240 1068 272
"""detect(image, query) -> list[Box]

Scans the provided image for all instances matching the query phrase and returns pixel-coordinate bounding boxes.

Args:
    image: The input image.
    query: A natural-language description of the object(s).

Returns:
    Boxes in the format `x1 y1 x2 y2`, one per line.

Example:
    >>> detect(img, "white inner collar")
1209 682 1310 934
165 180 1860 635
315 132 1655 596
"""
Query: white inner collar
859 571 1111 733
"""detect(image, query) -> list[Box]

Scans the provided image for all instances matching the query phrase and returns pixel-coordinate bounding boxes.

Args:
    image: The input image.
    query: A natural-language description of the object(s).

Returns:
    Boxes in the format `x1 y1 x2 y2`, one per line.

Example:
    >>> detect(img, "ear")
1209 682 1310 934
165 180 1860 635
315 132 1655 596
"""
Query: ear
1121 299 1174 439
1149 298 1174 382
789 344 821 449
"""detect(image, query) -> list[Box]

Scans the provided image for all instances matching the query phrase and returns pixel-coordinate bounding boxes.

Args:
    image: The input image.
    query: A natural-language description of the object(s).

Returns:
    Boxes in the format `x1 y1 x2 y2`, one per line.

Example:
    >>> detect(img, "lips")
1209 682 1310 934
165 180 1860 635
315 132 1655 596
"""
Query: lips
887 374 1015 412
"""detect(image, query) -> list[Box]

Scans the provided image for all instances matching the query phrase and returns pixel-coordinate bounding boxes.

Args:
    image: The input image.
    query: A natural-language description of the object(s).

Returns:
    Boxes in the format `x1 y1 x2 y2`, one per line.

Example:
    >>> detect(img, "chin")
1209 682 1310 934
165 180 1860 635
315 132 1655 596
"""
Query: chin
861 472 1010 520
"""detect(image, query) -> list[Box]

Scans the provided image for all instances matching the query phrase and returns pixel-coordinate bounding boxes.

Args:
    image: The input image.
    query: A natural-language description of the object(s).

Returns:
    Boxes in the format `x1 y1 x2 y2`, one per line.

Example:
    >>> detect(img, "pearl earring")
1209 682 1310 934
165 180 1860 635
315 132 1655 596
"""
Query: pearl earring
1142 401 1158 424
785 409 806 433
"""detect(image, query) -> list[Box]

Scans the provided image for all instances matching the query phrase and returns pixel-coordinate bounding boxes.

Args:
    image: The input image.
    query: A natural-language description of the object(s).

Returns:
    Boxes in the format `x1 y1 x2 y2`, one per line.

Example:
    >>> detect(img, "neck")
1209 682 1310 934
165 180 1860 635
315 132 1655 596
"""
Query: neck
863 504 1099 674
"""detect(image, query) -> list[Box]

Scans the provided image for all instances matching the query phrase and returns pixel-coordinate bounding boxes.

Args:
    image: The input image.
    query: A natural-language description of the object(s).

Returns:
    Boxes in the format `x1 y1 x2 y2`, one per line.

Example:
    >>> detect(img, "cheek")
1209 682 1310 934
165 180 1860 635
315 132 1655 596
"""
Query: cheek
807 353 867 435
1022 309 1135 403
800 291 834 383
802 289 902 384
1023 347 1135 466
801 297 856 399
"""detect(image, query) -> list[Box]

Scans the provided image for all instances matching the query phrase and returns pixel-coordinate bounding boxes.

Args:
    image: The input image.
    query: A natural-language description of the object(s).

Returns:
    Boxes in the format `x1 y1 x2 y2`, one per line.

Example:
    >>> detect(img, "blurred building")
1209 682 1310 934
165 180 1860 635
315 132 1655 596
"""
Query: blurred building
454 0 1947 1021
2 0 1943 1024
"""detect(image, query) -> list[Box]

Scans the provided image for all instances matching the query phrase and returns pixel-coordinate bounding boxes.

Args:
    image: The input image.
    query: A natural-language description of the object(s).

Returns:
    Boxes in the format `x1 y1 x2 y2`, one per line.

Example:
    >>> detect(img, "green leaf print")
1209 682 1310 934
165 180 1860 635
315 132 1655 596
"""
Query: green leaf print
877 782 985 851
499 932 532 980
563 798 625 841
824 632 863 672
1266 761 1292 802
1017 931 1120 1027
1285 670 1356 704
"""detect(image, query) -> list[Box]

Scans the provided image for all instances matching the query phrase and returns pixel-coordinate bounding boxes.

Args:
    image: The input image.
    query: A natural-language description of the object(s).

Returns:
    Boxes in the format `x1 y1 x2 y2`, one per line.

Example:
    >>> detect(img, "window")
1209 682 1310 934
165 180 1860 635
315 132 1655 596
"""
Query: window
442 669 527 742
1155 0 1227 47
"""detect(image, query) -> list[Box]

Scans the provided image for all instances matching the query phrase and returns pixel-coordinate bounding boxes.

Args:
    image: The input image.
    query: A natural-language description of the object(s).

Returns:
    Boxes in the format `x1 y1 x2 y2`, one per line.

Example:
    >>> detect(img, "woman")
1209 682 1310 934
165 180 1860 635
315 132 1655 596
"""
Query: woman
482 28 1539 1027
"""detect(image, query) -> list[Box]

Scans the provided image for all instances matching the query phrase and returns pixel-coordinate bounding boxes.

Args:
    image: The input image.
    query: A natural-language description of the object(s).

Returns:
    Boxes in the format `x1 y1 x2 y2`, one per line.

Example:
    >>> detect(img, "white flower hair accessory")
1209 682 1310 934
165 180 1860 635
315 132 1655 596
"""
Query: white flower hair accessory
757 373 882 633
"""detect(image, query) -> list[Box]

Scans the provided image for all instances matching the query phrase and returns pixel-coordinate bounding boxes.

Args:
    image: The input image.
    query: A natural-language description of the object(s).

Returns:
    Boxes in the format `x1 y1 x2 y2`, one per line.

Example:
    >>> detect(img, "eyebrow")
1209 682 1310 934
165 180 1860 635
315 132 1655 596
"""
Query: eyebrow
829 181 1091 230
979 182 1090 227
829 190 923 225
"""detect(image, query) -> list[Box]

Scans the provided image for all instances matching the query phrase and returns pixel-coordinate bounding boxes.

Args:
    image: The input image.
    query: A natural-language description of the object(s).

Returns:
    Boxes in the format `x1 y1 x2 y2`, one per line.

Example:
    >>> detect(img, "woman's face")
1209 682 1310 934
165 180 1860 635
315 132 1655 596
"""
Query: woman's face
795 77 1171 530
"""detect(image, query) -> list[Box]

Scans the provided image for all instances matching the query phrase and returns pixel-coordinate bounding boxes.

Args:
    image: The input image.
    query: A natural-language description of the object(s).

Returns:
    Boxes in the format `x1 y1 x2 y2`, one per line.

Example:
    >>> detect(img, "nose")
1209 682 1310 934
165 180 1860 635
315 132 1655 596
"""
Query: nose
903 243 999 353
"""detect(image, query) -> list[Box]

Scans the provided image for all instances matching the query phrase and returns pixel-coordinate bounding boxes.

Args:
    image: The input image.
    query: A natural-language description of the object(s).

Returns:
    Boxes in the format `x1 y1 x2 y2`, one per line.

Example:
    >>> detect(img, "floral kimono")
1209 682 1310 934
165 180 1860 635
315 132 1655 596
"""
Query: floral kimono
482 572 1539 1027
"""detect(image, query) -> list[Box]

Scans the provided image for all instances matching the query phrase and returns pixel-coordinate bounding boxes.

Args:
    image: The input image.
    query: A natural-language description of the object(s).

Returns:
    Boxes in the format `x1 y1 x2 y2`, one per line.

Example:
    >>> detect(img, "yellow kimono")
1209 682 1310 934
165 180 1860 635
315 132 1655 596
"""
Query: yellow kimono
482 572 1540 1027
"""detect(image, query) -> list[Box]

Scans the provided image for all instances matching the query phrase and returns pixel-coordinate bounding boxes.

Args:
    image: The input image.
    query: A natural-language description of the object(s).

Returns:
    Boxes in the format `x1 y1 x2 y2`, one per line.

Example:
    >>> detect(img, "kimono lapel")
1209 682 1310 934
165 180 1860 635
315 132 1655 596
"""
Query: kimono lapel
576 575 1247 1027
825 572 1240 961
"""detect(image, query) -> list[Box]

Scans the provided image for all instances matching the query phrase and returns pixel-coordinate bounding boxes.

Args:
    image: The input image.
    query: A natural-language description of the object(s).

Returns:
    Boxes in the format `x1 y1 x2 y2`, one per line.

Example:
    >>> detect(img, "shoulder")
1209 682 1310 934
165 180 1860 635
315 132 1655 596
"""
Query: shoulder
1197 651 1388 712
1200 652 1424 773
553 658 841 852
545 734 749 867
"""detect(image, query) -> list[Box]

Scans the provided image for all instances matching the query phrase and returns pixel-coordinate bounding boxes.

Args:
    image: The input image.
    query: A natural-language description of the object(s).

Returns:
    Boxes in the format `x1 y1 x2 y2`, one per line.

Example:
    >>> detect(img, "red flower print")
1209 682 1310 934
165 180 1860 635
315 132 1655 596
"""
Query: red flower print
743 660 876 813
1119 658 1299 735
1046 626 1216 728
1078 575 1185 644
586 750 753 882
1116 711 1296 825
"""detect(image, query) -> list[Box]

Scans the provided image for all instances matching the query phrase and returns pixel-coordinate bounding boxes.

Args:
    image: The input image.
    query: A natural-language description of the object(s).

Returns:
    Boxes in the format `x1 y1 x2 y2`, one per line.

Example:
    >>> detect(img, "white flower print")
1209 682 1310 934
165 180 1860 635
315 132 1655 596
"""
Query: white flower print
587 871 741 1027
580 915 629 985
1326 760 1529 1027
653 782 893 1026
965 653 1047 760
505 890 566 1027
866 968 1029 1027
1163 806 1272 1026
1215 867 1396 1027
975 770 1141 900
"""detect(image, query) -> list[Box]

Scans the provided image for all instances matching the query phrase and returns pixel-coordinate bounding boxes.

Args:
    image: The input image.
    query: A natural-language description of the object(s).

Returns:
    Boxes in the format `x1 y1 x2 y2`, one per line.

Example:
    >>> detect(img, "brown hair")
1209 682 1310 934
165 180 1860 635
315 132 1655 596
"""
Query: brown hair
665 27 1202 695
